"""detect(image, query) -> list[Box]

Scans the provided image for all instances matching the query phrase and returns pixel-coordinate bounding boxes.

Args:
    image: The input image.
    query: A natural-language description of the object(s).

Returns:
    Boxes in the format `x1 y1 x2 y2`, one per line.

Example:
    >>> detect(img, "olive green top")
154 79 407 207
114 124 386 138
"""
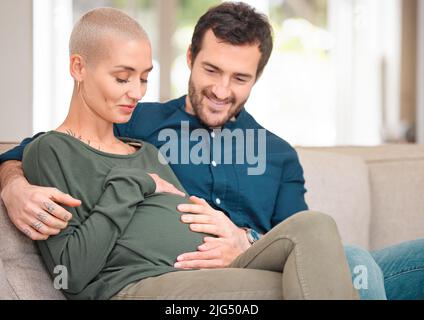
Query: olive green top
22 131 206 300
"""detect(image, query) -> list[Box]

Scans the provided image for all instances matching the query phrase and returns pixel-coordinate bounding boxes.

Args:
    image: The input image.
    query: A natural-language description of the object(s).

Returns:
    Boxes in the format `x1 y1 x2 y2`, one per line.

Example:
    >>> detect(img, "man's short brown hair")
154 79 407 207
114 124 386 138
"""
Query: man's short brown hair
190 1 273 78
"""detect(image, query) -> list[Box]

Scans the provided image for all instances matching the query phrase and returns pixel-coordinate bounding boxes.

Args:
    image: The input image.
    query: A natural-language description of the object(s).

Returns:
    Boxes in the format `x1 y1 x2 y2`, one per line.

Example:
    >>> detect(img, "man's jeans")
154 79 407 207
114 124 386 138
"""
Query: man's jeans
345 238 424 300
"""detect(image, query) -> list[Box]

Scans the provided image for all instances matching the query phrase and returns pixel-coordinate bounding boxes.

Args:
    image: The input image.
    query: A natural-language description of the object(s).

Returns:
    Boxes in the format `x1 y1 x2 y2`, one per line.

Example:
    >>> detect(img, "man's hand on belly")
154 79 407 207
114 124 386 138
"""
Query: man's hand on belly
174 196 251 269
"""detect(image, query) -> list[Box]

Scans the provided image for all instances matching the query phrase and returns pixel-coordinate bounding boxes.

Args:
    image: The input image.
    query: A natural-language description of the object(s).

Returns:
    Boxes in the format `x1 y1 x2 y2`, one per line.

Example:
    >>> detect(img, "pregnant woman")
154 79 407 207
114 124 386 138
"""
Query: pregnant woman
22 7 357 300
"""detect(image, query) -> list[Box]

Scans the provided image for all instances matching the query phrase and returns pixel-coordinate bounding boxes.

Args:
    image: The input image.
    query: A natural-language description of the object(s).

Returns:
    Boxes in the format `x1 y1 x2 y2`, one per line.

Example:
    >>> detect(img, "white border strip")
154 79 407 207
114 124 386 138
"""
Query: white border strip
417 0 424 143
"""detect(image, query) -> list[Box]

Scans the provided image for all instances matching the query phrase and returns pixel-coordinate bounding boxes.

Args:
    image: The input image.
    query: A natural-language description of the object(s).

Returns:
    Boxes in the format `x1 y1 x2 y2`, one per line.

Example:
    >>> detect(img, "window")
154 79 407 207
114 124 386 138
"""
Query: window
34 0 402 146
244 0 336 146
33 0 73 134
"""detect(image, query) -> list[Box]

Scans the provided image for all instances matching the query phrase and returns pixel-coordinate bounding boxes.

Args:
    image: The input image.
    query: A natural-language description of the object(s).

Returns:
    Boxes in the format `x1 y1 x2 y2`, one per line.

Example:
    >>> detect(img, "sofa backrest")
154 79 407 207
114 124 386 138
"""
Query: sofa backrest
0 143 17 155
305 145 424 250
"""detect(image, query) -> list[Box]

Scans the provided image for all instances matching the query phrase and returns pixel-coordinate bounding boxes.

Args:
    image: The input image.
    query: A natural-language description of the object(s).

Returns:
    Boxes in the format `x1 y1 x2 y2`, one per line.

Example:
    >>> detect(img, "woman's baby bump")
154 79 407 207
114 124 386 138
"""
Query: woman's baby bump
117 193 208 267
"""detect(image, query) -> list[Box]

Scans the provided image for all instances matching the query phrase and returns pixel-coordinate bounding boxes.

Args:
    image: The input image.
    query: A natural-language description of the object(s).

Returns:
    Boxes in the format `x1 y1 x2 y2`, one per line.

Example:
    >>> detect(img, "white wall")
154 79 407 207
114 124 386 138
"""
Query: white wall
0 0 33 142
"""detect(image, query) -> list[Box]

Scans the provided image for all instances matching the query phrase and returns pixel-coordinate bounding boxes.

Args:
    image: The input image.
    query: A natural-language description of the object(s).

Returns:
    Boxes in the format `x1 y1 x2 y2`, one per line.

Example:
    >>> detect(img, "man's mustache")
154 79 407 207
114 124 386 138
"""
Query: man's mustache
201 89 236 105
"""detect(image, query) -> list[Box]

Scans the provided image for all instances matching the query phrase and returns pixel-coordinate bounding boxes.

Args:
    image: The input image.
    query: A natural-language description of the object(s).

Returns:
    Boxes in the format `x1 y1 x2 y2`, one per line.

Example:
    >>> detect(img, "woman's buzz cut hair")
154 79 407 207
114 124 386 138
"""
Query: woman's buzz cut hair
69 7 148 65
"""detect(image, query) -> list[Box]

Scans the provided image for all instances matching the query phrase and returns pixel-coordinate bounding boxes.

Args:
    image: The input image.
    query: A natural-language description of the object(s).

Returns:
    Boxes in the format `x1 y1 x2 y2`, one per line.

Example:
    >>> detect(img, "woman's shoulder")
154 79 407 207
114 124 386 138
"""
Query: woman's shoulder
24 131 82 159
22 131 78 184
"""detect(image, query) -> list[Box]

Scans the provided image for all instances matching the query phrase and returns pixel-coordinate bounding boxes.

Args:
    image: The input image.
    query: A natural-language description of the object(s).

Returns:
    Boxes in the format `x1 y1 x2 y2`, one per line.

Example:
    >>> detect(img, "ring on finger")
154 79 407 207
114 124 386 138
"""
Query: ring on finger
22 228 32 238
31 221 44 232
43 201 56 214
37 212 49 223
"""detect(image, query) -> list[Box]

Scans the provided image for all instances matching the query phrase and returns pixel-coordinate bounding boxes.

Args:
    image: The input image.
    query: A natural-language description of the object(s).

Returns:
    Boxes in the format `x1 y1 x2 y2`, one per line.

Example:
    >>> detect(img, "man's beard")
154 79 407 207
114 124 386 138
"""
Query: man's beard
188 77 246 128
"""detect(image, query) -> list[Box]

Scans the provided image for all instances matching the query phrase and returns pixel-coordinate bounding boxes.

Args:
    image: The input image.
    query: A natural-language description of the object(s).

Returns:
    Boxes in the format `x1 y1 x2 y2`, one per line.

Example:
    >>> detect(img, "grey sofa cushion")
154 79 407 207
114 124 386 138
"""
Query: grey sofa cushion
0 200 65 299
365 154 424 249
0 258 17 299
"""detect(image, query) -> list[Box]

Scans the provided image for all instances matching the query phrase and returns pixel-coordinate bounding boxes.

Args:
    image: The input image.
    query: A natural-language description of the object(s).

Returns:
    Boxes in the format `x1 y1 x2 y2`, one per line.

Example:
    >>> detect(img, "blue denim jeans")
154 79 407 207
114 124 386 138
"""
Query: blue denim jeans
344 238 424 300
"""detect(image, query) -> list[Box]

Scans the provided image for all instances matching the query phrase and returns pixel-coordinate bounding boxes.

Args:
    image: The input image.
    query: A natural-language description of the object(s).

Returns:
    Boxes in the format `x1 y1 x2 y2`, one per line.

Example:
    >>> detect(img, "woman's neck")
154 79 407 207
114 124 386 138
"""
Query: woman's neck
56 89 134 154
56 92 117 145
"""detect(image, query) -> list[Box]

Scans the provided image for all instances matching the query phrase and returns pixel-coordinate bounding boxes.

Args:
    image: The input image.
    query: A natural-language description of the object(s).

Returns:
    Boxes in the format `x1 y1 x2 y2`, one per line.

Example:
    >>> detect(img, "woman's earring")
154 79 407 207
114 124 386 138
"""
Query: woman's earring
77 81 81 92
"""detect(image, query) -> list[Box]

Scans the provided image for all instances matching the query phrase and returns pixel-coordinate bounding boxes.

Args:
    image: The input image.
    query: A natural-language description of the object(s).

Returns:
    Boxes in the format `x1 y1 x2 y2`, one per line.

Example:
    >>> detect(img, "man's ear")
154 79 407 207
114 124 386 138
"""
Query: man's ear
70 54 86 82
186 46 193 70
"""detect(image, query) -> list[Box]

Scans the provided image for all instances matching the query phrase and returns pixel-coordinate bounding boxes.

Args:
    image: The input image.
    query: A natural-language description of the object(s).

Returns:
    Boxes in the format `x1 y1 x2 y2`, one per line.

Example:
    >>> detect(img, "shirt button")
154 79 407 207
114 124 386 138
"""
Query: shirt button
215 198 221 205
211 160 217 167
211 131 216 138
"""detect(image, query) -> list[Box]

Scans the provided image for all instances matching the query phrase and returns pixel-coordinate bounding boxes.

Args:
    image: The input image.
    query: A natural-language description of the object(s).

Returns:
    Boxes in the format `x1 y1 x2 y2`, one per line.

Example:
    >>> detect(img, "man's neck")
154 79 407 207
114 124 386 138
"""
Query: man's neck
184 95 195 116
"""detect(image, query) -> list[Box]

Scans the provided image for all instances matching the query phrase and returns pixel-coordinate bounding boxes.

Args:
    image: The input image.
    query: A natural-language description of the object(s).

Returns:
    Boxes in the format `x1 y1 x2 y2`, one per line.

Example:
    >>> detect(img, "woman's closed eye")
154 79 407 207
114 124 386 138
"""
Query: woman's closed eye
116 78 129 84
116 78 148 84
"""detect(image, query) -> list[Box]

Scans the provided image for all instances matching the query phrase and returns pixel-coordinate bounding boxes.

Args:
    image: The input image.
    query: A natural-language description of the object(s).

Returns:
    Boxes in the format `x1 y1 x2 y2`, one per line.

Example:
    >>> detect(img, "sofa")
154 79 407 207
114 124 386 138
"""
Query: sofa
1 142 424 299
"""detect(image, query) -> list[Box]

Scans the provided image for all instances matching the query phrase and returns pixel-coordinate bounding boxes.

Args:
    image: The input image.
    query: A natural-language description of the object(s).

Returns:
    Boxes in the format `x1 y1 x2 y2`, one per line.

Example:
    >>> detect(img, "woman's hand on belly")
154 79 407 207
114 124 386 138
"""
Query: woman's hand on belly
174 196 251 269
148 173 185 197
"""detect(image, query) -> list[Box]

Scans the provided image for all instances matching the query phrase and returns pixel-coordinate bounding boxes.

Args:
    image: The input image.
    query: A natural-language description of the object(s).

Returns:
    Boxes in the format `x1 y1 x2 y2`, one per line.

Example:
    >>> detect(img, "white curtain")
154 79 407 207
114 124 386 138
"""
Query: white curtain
329 0 401 145
33 0 74 134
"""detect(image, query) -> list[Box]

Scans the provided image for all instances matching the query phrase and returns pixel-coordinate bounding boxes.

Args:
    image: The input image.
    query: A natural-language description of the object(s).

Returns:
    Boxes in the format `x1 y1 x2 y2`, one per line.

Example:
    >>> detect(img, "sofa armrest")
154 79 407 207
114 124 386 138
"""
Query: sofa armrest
0 258 18 300
0 199 65 300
